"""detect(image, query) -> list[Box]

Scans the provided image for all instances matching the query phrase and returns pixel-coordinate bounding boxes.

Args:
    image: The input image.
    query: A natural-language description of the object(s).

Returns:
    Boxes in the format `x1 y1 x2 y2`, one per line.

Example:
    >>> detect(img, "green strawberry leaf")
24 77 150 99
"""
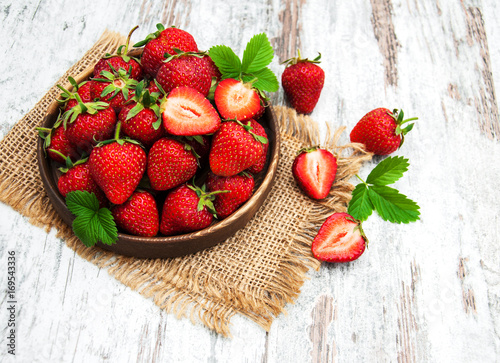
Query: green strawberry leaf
367 185 420 224
347 183 374 222
208 45 242 78
66 191 118 247
348 156 420 225
242 67 279 93
366 156 409 186
241 33 274 73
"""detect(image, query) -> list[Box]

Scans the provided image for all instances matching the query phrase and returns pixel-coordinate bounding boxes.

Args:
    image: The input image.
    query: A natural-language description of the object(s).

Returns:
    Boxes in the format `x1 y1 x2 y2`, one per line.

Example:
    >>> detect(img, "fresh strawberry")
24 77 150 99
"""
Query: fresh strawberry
349 108 417 155
37 118 77 164
147 137 198 191
63 97 117 153
160 86 221 136
246 119 268 174
90 66 138 112
209 119 267 177
160 183 217 236
206 172 254 219
281 52 324 114
311 213 367 263
111 190 159 237
55 154 108 207
57 78 92 112
88 123 147 205
119 81 164 148
292 146 337 200
214 78 262 121
133 24 198 77
156 51 212 97
93 26 143 81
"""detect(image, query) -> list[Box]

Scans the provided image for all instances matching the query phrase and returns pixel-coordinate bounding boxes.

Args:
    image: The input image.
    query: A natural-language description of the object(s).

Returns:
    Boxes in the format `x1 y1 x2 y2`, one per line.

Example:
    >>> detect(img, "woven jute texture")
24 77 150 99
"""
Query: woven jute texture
0 30 372 336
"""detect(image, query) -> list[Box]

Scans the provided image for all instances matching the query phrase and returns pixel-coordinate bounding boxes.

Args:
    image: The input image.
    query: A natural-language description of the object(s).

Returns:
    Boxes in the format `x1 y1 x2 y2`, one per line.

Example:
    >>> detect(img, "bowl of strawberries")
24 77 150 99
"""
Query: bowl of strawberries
36 25 280 258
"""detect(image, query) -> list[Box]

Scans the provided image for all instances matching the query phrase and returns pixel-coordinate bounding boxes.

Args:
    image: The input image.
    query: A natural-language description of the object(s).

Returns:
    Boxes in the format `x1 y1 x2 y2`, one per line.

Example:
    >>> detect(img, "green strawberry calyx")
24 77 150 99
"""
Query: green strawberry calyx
36 112 64 149
296 145 320 155
281 50 322 67
224 119 268 145
389 109 418 148
124 80 162 128
186 183 229 218
162 49 206 63
56 77 89 110
48 149 88 173
91 65 139 102
345 215 369 246
103 25 140 63
95 121 144 148
133 23 173 48
61 93 110 127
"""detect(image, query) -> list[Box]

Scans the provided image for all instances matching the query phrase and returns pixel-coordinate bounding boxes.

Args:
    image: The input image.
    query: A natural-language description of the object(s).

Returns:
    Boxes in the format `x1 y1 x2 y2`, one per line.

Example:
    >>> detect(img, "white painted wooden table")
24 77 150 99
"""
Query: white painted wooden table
1 0 500 362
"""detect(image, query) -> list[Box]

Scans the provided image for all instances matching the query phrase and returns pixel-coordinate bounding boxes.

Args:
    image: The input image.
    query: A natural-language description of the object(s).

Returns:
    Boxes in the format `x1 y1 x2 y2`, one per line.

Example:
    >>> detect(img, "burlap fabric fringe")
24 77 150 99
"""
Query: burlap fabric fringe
0 30 372 336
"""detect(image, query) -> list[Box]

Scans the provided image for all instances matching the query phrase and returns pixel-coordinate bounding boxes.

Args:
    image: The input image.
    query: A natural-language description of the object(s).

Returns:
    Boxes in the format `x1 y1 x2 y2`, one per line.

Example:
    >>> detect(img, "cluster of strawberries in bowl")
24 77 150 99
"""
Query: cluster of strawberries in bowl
37 25 279 254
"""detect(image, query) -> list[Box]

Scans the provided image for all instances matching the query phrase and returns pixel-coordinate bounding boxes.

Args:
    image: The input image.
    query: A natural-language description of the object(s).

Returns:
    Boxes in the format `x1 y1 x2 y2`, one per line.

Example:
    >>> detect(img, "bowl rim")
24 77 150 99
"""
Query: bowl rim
36 64 281 258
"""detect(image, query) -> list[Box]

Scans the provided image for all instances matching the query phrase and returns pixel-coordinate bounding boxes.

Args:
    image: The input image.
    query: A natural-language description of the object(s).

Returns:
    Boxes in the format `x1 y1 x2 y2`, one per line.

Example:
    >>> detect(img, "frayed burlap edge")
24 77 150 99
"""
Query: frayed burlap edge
0 29 372 337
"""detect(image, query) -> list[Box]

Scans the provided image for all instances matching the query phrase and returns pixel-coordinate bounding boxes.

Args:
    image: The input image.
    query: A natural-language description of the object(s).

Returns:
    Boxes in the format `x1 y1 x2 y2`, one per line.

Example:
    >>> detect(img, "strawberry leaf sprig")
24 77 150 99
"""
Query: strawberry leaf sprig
66 190 118 247
348 156 420 224
208 33 279 95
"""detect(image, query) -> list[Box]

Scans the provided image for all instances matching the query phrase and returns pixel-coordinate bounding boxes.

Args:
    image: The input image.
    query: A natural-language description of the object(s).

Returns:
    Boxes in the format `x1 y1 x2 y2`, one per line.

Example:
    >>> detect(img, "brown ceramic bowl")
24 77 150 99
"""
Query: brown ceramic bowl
37 62 280 259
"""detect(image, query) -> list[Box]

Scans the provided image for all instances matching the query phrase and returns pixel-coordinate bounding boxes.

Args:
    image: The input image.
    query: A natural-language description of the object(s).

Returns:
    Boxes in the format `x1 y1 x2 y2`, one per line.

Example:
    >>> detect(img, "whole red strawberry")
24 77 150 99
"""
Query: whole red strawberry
246 119 268 174
111 190 159 237
119 81 165 148
281 52 324 114
311 213 367 263
156 52 212 97
88 123 147 205
56 155 108 207
63 97 117 153
37 118 77 164
93 26 143 81
292 146 337 200
133 24 198 77
206 172 255 219
57 78 92 112
147 137 198 191
209 120 267 177
160 183 216 236
349 108 417 155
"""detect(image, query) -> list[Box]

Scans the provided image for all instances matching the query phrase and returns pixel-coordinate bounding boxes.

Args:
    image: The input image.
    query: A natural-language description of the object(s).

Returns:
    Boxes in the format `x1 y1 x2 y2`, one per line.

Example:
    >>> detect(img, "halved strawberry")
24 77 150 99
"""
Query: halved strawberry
311 213 367 263
292 146 337 200
160 86 220 136
214 78 262 121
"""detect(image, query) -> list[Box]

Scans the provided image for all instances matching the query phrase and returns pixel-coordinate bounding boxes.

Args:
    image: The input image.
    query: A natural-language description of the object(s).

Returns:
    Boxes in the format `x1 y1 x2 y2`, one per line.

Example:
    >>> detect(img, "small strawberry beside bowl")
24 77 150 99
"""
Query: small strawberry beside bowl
37 26 280 259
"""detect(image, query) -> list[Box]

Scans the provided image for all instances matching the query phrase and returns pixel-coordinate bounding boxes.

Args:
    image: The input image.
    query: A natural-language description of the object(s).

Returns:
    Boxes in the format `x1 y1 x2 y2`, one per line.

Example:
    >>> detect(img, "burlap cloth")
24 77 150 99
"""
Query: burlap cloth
0 31 371 336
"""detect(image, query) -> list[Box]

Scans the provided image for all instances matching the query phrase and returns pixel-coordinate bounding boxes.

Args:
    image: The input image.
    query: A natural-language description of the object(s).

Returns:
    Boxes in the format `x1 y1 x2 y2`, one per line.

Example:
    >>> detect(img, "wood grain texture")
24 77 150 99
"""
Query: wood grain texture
370 0 399 88
1 0 500 362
